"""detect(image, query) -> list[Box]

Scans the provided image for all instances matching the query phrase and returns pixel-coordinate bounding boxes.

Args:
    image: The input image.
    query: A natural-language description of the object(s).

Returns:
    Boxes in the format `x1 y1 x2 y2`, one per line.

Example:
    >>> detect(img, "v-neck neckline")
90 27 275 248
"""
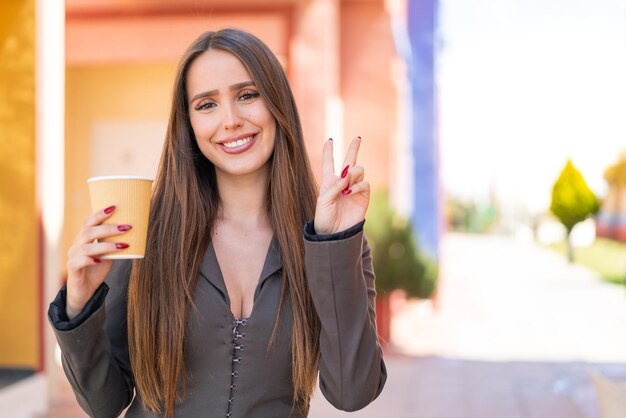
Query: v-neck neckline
199 236 282 321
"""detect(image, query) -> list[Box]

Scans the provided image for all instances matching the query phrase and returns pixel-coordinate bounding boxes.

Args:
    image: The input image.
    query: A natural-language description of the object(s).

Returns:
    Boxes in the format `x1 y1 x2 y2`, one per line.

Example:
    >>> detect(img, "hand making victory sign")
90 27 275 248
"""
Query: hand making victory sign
314 136 370 234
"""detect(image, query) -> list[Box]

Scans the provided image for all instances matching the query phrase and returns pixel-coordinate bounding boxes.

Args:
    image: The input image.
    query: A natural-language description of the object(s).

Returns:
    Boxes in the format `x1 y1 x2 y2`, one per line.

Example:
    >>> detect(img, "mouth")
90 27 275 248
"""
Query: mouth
218 133 258 155
223 135 254 148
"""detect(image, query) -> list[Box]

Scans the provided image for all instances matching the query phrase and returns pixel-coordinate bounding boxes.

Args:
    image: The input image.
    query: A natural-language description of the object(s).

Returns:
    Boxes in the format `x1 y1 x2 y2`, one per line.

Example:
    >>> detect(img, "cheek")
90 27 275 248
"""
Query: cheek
190 115 218 140
189 118 216 160
189 115 202 137
259 110 276 135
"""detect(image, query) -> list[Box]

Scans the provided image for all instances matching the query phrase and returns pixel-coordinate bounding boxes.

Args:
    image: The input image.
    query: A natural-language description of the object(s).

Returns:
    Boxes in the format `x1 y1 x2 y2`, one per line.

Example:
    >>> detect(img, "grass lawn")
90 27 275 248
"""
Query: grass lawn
549 238 626 285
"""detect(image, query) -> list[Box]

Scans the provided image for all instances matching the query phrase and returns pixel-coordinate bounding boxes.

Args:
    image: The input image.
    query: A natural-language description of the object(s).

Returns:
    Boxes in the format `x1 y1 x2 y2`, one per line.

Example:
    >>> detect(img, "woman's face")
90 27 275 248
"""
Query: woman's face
186 49 276 179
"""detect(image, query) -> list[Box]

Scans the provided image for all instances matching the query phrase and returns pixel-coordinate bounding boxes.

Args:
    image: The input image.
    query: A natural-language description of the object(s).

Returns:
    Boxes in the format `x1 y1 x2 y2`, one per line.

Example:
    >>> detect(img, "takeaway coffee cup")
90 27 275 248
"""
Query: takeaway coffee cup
87 175 153 259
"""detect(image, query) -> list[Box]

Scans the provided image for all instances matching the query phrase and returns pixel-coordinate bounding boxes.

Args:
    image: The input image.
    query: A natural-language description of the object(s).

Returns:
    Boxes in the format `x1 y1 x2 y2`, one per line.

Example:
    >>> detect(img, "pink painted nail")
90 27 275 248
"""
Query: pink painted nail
341 165 350 179
104 205 116 214
341 188 352 196
115 243 129 249
117 224 132 232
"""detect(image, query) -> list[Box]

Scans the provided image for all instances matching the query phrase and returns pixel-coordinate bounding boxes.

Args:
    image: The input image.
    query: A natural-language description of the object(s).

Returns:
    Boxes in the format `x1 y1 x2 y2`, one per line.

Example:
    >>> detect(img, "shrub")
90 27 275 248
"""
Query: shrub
365 191 438 299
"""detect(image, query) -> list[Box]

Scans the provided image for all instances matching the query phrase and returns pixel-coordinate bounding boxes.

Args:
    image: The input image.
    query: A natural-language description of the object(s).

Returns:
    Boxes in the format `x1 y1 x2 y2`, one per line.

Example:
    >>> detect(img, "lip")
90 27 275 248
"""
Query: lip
218 133 258 155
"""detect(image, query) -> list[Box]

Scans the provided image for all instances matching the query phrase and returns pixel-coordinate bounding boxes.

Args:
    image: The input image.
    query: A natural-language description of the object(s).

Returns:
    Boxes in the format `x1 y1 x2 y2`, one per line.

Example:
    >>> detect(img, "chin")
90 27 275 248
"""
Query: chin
215 160 271 178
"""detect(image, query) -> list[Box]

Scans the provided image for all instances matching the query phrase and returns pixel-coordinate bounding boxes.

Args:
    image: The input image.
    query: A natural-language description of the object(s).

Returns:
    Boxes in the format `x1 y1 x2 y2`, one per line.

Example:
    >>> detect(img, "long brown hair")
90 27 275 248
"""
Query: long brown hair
127 28 321 417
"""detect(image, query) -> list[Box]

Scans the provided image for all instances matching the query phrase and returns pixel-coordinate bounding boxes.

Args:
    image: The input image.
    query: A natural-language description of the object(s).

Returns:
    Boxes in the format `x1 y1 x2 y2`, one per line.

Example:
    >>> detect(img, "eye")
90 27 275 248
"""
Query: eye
194 100 216 111
238 90 260 102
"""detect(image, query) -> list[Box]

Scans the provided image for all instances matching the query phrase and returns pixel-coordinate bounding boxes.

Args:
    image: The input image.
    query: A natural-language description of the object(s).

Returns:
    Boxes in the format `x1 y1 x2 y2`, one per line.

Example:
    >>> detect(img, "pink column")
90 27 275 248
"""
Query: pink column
290 0 340 182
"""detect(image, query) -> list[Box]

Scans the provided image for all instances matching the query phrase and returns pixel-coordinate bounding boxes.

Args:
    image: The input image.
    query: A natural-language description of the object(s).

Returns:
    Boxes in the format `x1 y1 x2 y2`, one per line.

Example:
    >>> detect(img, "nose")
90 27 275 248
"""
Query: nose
223 103 243 130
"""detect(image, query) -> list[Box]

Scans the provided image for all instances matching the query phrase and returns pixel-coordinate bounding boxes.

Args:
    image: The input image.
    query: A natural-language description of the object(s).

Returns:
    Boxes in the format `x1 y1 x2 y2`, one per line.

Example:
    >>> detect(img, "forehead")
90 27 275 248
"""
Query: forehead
186 49 253 93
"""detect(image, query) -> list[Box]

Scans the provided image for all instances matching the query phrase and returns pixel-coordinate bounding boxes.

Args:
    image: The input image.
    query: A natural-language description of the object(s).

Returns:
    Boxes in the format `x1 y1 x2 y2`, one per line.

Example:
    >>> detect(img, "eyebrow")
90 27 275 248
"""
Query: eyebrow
189 81 256 104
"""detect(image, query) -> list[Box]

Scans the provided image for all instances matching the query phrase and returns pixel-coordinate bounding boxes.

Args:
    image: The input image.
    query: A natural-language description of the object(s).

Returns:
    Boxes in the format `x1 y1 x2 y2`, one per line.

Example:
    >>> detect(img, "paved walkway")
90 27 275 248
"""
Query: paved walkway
309 233 626 417
4 233 626 417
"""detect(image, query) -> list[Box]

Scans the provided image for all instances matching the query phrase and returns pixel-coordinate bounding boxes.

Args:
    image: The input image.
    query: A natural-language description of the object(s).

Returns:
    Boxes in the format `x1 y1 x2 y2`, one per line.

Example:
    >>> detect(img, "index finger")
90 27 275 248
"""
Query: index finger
342 136 362 168
83 205 116 228
322 138 335 178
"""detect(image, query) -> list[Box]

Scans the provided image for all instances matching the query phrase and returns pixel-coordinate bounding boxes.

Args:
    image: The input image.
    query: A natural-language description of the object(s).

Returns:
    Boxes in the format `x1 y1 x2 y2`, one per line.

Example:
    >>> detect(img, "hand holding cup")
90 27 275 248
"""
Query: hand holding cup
65 205 133 319
65 176 153 319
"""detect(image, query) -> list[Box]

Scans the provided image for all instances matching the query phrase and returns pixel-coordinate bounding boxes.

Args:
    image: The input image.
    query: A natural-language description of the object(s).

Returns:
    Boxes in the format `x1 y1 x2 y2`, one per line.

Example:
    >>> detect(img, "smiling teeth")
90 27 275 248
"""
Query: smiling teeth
223 136 253 148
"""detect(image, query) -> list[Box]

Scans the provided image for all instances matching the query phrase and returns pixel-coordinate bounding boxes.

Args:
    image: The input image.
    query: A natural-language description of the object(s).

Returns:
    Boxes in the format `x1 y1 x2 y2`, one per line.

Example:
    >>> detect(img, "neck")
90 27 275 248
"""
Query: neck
215 167 271 229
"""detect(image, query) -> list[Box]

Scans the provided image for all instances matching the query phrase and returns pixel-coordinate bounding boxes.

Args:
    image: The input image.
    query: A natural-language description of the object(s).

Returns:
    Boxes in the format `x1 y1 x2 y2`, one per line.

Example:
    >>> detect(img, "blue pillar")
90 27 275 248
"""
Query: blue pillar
408 0 439 259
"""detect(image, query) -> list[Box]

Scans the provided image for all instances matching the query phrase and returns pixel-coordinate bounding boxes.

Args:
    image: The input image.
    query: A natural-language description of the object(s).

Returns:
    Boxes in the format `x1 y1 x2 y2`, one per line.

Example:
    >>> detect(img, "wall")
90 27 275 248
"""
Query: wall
0 0 39 368
340 0 396 187
64 64 176 261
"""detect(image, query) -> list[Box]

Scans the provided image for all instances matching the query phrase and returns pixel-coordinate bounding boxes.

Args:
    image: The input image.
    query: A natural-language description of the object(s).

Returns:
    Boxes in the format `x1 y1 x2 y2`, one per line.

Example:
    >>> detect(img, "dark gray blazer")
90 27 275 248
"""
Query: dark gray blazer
49 225 386 418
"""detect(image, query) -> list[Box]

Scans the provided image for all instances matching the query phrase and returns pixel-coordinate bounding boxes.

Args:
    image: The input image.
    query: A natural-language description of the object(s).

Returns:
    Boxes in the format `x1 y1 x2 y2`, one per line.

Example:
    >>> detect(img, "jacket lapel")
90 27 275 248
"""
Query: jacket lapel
254 236 282 299
199 236 283 303
199 240 229 302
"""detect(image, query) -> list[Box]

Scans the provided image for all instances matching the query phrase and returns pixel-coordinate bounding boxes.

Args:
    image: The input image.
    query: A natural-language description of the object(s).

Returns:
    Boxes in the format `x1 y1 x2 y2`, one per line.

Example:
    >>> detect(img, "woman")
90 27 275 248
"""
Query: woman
49 28 386 418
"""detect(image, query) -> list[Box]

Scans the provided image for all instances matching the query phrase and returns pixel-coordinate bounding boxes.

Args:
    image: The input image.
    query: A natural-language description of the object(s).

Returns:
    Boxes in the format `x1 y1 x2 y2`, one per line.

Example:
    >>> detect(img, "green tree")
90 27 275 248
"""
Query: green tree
550 160 599 262
365 191 438 298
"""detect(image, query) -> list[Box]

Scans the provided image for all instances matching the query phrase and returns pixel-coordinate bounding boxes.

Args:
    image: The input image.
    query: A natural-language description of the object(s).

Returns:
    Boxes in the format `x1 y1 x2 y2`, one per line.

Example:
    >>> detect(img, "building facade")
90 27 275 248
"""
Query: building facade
0 0 439 413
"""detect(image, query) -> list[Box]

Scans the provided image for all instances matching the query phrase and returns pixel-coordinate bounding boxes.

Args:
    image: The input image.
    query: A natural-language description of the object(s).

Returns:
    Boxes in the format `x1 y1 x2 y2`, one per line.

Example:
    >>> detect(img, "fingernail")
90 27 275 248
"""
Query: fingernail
92 257 101 263
117 224 132 232
116 243 130 249
341 165 350 178
104 205 116 214
342 188 352 196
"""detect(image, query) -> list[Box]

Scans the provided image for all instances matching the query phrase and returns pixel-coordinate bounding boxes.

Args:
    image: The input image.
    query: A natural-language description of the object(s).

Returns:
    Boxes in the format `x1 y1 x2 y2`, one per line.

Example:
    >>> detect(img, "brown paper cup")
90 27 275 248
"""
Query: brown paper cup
87 175 153 259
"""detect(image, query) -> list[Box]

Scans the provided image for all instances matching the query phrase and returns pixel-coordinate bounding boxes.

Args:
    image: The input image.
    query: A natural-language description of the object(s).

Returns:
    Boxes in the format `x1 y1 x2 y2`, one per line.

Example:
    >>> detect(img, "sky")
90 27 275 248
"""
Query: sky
438 0 626 214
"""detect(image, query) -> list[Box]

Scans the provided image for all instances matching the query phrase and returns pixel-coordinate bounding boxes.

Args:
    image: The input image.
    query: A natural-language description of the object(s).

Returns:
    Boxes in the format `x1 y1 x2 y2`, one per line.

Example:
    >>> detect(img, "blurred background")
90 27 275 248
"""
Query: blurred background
1 0 626 417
